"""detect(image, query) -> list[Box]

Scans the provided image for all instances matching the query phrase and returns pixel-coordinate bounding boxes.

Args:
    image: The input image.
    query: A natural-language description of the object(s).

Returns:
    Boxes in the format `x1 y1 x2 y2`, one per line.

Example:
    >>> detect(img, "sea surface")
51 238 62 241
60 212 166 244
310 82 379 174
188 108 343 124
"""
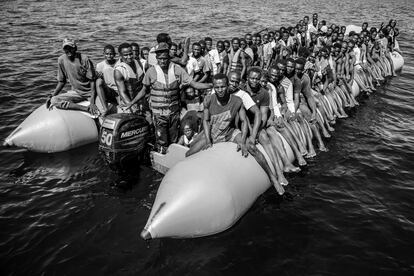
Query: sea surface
1 0 414 275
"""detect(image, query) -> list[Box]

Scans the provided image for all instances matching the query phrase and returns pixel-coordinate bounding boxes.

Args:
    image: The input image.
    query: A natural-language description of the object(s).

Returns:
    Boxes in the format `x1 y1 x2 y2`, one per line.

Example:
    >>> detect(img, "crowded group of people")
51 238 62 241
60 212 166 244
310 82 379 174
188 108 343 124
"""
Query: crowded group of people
47 13 400 195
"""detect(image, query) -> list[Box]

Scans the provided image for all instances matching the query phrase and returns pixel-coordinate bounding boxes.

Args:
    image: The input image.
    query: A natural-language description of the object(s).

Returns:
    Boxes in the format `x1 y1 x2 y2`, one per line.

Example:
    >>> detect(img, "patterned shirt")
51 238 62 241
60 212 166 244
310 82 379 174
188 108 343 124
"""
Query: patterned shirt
204 94 243 143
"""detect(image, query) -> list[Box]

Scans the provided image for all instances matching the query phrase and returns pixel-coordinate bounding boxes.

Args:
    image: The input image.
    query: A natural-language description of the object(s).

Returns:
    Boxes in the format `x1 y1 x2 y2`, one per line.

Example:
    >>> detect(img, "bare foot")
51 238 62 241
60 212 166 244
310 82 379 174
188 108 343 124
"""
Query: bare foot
323 132 331 138
322 129 331 138
284 164 301 173
278 175 289 186
319 145 328 152
271 176 285 195
327 125 335 132
306 150 316 158
298 157 307 166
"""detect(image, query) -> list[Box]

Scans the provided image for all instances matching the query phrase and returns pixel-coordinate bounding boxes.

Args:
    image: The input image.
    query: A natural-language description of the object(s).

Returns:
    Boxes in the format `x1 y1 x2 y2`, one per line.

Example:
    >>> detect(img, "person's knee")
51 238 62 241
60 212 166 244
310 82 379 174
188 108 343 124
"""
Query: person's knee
50 96 70 109
50 96 60 106
258 130 270 143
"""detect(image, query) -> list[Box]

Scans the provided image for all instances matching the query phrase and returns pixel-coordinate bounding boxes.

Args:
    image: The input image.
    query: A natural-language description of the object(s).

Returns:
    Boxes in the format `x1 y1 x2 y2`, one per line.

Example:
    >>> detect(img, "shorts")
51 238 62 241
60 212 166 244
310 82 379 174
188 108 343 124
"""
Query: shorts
153 111 181 148
51 90 88 105
211 128 241 144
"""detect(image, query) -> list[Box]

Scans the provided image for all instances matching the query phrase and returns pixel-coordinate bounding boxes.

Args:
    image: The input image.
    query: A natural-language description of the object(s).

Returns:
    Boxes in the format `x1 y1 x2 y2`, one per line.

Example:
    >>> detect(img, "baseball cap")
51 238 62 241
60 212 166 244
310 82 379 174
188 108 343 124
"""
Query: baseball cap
62 38 76 49
154 42 170 53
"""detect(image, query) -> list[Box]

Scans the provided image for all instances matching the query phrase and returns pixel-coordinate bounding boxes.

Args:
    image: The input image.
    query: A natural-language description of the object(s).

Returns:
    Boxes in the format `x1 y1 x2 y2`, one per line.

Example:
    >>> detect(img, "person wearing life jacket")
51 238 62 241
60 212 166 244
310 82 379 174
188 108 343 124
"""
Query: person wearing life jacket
124 42 213 153
113 43 145 114
227 37 247 80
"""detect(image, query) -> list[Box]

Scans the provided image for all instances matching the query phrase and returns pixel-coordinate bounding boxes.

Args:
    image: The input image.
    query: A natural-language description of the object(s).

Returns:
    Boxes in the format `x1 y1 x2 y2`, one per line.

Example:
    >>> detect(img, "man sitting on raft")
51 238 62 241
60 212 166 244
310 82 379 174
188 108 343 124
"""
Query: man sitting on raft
187 74 285 195
46 38 99 116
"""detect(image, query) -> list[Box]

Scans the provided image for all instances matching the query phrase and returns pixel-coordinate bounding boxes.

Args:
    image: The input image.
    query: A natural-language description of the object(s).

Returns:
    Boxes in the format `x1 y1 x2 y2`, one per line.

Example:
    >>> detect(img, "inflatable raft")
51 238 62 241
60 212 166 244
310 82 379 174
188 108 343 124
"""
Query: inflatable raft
143 134 294 239
391 51 404 72
142 50 404 240
4 102 98 153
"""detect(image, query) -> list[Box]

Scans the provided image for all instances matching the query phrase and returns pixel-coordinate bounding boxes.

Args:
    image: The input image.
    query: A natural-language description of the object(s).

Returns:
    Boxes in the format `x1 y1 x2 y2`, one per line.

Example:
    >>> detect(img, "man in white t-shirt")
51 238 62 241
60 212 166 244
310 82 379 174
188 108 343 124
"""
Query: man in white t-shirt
96 44 118 115
205 37 221 75
227 71 262 143
186 42 211 83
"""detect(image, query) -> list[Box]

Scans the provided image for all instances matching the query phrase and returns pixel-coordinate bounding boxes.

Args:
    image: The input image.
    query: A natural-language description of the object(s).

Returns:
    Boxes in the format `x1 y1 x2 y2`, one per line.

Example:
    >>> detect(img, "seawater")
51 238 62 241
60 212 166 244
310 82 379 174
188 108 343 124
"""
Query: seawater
1 0 414 275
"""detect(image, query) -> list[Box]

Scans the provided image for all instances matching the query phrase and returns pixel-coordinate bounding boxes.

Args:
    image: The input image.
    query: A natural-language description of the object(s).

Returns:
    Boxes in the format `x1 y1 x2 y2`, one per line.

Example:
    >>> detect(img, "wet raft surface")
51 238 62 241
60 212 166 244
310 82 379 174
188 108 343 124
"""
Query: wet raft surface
1 0 414 274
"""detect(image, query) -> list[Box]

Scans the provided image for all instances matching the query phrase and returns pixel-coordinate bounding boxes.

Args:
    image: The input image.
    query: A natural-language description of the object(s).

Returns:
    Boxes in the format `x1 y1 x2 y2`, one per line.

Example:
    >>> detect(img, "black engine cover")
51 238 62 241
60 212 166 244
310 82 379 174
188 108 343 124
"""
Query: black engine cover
99 113 150 170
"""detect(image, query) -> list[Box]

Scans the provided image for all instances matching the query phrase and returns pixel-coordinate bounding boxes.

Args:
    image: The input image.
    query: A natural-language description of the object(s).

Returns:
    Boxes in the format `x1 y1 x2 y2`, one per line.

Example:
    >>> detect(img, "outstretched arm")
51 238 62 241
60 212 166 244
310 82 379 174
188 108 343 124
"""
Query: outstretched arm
190 80 213 90
180 37 190 66
126 84 150 107
199 70 211 83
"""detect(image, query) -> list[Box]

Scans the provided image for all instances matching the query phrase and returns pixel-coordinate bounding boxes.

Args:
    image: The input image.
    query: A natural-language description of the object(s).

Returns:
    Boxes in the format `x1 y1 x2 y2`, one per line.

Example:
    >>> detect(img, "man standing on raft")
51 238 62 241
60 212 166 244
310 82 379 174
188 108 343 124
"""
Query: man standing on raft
125 42 212 153
46 38 99 116
113 43 145 114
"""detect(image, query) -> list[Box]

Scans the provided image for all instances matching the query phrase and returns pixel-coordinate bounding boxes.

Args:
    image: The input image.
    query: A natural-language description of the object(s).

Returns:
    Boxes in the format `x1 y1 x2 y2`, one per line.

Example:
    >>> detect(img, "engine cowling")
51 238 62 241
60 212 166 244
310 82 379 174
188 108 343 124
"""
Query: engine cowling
99 113 150 171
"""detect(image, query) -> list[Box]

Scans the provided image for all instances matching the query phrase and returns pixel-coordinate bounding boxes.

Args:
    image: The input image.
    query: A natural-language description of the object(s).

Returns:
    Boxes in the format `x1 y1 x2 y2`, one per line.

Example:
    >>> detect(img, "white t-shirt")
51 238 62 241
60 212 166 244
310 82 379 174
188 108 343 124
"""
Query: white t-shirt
234 89 255 110
208 49 221 75
308 23 317 34
281 77 295 112
186 56 199 77
244 47 254 61
263 42 273 62
148 46 157 66
140 58 147 70
211 88 255 110
96 60 117 91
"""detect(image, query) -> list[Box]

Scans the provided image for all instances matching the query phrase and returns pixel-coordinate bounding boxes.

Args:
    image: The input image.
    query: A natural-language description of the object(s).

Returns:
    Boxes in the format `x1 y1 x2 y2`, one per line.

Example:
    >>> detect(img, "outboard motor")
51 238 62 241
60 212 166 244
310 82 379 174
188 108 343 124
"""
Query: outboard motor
99 113 150 172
